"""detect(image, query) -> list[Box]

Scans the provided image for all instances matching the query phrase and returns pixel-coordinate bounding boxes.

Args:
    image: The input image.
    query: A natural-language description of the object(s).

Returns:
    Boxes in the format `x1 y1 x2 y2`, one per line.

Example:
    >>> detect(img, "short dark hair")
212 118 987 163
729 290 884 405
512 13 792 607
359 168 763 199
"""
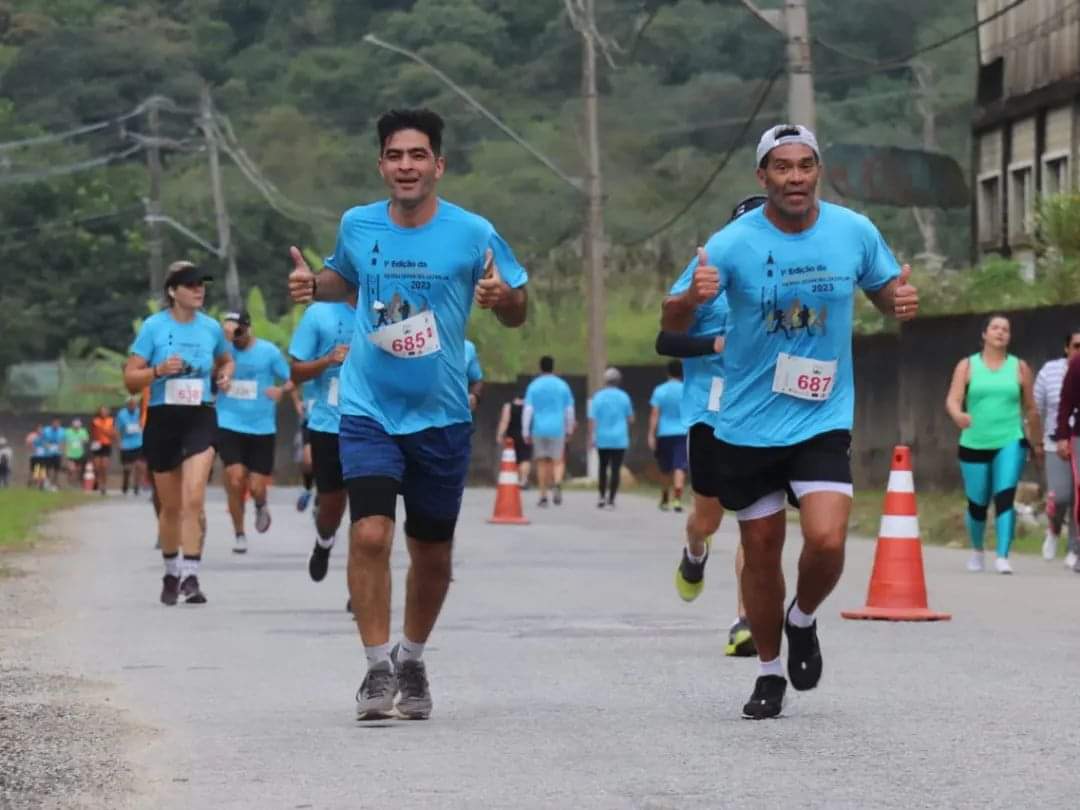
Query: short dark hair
1065 330 1080 347
377 109 444 156
540 356 554 373
667 359 682 379
981 313 1010 333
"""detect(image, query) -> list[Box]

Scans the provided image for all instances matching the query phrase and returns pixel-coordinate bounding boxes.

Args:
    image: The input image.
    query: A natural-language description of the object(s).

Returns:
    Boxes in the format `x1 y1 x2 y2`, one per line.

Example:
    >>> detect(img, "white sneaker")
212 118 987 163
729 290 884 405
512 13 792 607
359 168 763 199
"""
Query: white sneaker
1042 532 1058 561
1065 551 1078 569
966 552 985 572
995 556 1013 575
233 533 248 555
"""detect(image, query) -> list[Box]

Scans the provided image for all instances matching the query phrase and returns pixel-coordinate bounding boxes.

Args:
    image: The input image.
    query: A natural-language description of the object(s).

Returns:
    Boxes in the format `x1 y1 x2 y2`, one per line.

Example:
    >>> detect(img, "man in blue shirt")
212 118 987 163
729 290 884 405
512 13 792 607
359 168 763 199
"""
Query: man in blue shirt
115 397 146 496
662 124 919 719
289 296 356 585
464 339 483 411
41 418 64 490
216 311 293 553
523 356 575 507
587 367 634 508
648 361 688 512
287 108 528 721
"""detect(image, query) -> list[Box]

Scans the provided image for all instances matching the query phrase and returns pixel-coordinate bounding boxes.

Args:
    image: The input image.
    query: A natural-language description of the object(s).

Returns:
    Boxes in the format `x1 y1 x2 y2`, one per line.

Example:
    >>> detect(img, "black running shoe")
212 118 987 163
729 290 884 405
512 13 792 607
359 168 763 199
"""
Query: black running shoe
742 675 786 719
160 574 180 606
784 600 822 691
180 575 207 605
308 542 331 582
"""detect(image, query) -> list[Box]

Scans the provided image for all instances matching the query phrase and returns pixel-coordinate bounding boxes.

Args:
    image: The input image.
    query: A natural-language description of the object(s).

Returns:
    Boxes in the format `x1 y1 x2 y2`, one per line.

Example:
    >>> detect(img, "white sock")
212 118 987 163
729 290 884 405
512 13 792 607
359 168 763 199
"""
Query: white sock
315 532 335 550
759 656 784 678
180 556 200 581
788 601 815 628
686 544 707 564
398 636 425 663
365 643 392 669
163 555 180 578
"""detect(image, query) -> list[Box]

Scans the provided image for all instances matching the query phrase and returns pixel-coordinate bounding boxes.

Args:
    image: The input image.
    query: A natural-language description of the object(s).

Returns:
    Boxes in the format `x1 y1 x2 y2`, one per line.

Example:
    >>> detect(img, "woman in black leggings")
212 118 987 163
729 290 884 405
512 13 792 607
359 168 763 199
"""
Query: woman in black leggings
587 367 635 508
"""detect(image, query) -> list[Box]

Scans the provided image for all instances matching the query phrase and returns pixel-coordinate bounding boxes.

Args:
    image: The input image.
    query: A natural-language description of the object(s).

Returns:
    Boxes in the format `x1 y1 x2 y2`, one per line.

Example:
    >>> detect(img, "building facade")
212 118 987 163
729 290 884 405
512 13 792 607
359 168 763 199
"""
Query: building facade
973 0 1080 268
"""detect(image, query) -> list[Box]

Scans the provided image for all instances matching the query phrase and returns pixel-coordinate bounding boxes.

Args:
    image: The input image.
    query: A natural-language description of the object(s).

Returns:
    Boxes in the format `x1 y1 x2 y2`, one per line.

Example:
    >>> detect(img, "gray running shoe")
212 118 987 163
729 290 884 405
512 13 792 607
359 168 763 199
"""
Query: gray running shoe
355 662 397 720
390 644 432 720
254 503 272 534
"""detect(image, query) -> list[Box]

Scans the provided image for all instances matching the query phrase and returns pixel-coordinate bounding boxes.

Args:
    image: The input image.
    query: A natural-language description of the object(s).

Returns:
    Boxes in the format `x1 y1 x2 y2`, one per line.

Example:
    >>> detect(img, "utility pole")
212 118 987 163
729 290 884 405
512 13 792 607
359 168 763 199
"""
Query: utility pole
145 101 165 294
740 0 818 132
581 0 607 400
199 86 241 309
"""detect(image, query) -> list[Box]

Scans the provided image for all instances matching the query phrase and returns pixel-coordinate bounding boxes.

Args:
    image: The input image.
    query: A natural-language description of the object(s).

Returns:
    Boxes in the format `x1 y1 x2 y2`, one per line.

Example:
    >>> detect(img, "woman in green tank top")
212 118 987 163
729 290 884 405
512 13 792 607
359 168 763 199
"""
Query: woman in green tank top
945 314 1041 574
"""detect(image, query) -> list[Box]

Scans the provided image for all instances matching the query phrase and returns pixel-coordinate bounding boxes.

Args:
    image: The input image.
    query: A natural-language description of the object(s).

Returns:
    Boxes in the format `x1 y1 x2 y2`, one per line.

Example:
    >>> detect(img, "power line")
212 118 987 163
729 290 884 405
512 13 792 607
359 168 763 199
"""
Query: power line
621 67 783 246
0 204 142 244
0 143 144 187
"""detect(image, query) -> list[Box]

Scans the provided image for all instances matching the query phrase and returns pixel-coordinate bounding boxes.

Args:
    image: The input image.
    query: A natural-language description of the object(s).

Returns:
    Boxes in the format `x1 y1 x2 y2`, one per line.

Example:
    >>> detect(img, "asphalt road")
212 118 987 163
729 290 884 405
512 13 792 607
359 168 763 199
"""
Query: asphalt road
2 486 1079 809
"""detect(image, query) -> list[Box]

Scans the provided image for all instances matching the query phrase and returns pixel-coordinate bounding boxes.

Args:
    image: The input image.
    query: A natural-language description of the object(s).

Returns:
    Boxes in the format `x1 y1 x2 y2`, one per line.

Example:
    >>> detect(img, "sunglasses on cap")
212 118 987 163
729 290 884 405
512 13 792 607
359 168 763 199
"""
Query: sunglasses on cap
165 265 213 289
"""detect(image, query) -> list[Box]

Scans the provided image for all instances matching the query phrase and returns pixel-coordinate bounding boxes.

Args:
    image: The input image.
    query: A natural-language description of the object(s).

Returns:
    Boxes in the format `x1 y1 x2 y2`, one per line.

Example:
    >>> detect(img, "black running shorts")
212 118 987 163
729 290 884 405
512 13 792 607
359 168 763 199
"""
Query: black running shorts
215 428 276 476
711 429 852 512
120 448 143 465
309 429 344 494
143 405 217 473
688 422 723 498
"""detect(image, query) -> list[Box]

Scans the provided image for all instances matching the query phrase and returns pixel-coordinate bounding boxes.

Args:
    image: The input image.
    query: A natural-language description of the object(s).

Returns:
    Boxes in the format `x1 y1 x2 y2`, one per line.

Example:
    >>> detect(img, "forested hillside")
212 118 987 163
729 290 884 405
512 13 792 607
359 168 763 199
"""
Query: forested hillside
0 0 978 378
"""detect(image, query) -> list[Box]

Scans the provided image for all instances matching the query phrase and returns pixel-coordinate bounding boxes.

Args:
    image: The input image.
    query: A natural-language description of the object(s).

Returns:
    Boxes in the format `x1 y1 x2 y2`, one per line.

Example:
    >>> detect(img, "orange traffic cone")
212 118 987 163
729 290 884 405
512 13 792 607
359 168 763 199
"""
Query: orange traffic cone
842 446 951 622
82 461 95 492
488 439 529 525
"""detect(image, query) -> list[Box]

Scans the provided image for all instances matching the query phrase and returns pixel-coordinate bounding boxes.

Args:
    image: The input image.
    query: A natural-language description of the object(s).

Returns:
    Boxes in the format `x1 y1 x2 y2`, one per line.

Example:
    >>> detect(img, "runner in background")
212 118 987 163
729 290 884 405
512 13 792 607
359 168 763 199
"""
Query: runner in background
63 418 90 488
41 418 64 490
523 356 575 507
648 361 688 512
587 367 634 508
26 425 47 489
465 339 483 411
90 406 116 496
496 390 532 487
116 397 146 496
0 436 11 488
296 381 316 513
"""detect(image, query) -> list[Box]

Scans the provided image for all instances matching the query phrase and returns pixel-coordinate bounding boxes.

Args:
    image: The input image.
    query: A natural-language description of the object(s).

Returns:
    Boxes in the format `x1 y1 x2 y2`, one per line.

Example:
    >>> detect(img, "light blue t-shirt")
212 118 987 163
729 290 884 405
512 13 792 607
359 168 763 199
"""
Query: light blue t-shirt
525 374 574 439
288 301 356 435
301 381 316 422
41 425 63 457
650 380 686 437
32 432 48 458
131 310 229 407
115 407 143 450
693 201 899 446
216 338 291 436
667 281 730 430
325 199 527 435
464 339 483 384
588 386 634 449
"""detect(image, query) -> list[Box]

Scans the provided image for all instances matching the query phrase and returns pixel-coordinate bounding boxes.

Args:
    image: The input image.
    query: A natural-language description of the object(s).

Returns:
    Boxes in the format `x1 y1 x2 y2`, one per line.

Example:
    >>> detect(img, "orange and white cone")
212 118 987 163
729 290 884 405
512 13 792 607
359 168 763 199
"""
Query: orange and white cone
842 446 951 621
82 461 95 492
488 439 529 525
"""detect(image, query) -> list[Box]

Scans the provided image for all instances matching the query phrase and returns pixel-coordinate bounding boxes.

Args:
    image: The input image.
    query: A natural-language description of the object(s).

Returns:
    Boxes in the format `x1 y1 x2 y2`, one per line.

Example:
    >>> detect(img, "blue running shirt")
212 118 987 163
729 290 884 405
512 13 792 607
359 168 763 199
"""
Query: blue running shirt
325 200 527 435
588 386 634 449
115 407 143 450
216 338 291 436
691 201 899 447
41 425 64 457
288 301 356 435
650 380 686 437
131 310 229 407
464 339 483 384
525 375 575 438
665 278 729 430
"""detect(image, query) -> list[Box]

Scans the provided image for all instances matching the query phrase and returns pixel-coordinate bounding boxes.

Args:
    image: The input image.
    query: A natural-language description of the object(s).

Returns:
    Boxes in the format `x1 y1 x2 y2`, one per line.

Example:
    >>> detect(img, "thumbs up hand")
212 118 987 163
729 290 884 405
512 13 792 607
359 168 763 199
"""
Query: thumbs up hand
690 246 721 306
288 245 317 304
475 247 508 309
893 264 918 322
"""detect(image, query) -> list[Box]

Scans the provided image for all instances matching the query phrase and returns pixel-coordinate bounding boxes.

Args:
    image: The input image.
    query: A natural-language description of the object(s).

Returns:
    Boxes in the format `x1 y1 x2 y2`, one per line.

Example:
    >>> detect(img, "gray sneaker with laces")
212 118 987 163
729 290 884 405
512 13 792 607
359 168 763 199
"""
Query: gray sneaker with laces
355 661 397 720
390 644 432 720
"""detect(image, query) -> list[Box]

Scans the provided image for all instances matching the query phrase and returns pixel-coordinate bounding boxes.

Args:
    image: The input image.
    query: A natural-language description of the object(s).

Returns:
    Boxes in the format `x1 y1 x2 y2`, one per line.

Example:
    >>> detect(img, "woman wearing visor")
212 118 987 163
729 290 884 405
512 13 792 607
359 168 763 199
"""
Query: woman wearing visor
124 261 234 605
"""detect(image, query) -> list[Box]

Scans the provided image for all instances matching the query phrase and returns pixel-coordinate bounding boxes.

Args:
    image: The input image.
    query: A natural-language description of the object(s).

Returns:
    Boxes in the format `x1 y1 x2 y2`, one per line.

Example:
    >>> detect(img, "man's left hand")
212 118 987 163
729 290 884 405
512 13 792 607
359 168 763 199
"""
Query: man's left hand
894 264 919 322
475 248 509 310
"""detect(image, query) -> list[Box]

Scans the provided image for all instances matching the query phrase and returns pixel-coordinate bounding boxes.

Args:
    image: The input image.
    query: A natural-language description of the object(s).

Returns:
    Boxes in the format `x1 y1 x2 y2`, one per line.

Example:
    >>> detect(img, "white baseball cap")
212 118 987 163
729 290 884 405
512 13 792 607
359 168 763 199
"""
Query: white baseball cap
755 124 820 168
603 367 622 384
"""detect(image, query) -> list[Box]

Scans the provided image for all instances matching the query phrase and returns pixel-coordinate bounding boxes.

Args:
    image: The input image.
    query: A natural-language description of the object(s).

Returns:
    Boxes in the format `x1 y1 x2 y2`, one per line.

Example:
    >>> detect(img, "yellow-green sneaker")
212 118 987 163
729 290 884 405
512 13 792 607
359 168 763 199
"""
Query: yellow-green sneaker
675 546 709 602
725 617 757 657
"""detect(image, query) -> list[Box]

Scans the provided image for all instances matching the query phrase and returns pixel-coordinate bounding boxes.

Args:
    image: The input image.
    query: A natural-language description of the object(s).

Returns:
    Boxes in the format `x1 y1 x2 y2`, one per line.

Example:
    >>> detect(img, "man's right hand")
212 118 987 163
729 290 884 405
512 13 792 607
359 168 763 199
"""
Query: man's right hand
1057 439 1071 460
690 247 721 305
288 246 316 304
329 343 349 365
157 355 184 377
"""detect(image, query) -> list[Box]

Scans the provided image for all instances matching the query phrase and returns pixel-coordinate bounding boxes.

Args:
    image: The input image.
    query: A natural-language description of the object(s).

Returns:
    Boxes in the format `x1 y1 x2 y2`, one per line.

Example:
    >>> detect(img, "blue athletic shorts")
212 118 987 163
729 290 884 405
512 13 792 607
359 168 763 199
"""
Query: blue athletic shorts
656 434 689 474
339 415 472 525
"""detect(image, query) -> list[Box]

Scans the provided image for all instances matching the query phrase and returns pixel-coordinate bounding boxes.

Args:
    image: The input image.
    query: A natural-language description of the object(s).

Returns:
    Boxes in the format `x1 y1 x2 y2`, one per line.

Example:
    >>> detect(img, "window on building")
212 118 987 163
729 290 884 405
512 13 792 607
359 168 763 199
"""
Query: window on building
1009 164 1034 239
1043 153 1070 197
978 173 1001 245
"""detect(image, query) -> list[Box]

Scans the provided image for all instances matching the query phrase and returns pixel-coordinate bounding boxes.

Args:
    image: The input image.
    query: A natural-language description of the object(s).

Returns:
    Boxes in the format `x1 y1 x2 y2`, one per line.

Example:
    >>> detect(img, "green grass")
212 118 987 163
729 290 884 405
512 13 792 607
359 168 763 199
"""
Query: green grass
850 489 1044 556
0 489 93 554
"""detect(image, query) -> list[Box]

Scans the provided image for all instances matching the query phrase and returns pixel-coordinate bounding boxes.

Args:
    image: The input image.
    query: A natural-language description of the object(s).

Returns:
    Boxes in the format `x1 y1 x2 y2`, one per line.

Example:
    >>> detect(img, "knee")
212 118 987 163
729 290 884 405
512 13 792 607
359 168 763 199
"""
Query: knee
993 488 1016 515
803 528 846 557
350 520 392 561
741 533 784 570
159 502 182 523
967 500 989 521
225 469 245 491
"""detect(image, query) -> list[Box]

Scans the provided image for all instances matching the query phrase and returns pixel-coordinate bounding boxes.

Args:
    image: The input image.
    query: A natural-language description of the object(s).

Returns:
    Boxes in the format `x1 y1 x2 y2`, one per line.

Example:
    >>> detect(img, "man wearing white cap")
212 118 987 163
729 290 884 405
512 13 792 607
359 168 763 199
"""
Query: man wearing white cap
662 124 919 719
